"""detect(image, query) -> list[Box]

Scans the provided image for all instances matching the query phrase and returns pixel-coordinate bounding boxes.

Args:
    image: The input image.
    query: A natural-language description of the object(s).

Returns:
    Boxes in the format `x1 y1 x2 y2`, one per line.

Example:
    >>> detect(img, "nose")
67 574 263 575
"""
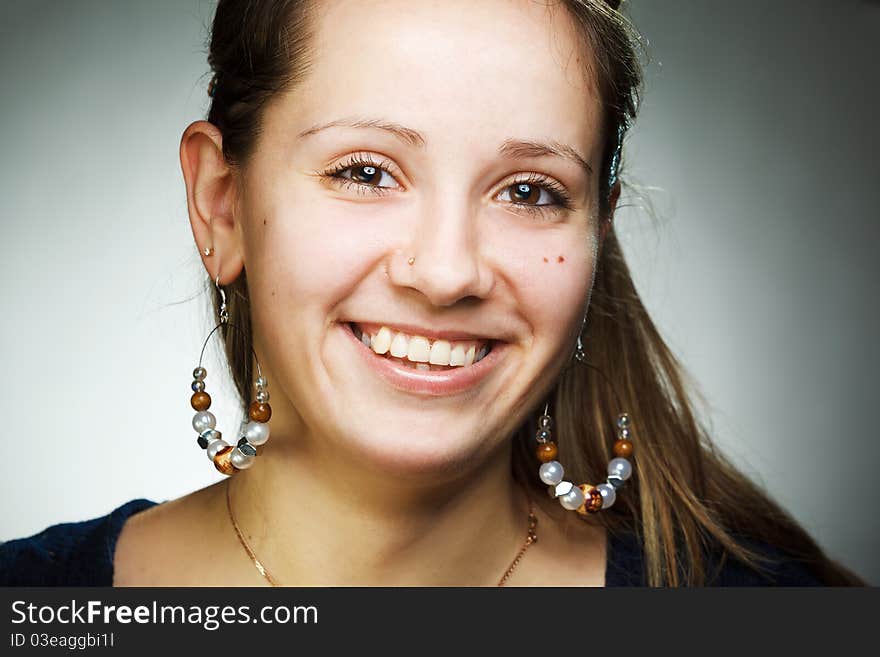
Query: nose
390 198 494 307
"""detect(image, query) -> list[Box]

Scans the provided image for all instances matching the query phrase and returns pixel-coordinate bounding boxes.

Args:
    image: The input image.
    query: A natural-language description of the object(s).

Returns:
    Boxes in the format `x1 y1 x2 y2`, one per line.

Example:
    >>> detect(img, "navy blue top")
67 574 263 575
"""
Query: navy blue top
0 499 823 586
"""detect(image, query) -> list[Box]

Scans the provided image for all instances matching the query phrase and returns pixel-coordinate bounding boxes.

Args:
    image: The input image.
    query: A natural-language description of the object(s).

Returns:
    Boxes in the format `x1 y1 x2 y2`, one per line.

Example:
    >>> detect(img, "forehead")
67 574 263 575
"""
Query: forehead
270 0 602 160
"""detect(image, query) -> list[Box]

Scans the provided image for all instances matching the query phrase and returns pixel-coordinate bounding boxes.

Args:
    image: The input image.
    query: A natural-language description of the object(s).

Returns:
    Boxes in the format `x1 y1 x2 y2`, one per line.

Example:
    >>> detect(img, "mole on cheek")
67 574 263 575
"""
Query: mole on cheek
557 255 565 263
543 257 549 263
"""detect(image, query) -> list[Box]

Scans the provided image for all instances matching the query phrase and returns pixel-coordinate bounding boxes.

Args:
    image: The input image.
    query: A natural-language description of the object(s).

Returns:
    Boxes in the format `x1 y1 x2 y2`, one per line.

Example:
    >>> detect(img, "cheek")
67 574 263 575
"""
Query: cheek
485 219 596 343
241 198 392 319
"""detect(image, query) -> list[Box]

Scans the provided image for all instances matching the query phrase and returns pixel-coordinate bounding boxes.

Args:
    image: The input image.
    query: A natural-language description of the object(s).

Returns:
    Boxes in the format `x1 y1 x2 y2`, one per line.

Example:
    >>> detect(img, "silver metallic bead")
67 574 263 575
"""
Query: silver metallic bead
616 413 630 429
539 460 564 486
607 474 625 490
193 367 207 381
256 376 268 388
554 480 574 498
608 457 632 481
597 483 617 508
559 485 586 511
238 442 257 457
192 410 217 433
191 380 205 392
206 438 230 460
618 427 631 440
256 389 270 403
244 420 270 446
230 447 255 470
535 429 551 444
199 428 221 443
538 415 553 430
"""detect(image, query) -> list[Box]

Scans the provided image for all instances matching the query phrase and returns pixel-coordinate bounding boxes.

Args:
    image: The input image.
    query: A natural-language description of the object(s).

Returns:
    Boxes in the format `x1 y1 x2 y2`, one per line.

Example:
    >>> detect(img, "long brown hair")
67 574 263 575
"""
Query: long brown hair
202 0 863 585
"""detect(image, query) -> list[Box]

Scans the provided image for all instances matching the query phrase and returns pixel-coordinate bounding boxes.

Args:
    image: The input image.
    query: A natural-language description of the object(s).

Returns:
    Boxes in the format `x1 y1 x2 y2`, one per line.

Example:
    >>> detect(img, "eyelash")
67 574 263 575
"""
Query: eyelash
321 154 575 218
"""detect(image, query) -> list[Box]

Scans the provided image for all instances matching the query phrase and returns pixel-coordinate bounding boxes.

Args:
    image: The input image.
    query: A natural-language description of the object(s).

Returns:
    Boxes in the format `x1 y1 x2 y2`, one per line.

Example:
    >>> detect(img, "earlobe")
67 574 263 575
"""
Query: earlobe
179 120 244 284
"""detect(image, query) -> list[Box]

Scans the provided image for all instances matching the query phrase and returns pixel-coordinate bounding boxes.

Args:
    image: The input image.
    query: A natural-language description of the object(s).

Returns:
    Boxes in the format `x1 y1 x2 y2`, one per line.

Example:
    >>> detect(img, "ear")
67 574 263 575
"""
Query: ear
599 181 621 244
179 120 244 285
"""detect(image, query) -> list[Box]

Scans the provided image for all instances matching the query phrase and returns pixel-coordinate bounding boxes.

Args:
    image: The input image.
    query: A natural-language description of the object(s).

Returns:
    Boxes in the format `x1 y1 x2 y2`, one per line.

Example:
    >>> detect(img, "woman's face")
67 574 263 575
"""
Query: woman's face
234 0 605 477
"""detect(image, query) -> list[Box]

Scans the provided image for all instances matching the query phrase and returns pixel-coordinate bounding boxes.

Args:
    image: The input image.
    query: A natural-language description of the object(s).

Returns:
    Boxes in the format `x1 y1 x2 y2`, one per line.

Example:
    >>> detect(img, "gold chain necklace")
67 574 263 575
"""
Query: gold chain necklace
226 482 538 586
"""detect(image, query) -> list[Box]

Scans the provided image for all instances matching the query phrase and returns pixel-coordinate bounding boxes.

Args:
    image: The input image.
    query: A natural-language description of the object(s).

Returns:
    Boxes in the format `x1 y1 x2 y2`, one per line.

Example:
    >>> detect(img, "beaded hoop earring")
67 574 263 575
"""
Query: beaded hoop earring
190 276 272 475
535 335 635 514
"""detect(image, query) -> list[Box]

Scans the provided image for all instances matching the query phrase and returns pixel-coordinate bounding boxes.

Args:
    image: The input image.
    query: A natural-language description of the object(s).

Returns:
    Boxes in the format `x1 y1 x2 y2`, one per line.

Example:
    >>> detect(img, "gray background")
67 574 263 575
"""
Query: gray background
1 0 877 584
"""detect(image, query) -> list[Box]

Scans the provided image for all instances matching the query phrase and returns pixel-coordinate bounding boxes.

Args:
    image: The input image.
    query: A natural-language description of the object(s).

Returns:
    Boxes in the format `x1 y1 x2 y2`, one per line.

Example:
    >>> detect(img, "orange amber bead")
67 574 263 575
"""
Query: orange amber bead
213 445 236 475
536 442 558 463
576 484 603 515
613 439 633 458
249 401 272 423
190 391 211 411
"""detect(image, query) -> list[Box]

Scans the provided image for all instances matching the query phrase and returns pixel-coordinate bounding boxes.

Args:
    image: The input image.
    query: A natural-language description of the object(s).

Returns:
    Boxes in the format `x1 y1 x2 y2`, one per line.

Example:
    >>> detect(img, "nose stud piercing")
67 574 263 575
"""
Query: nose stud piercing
407 256 415 266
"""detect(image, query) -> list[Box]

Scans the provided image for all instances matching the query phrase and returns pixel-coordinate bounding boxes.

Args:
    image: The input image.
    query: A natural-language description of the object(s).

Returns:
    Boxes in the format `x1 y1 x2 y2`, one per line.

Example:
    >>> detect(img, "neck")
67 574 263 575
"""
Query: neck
225 423 533 586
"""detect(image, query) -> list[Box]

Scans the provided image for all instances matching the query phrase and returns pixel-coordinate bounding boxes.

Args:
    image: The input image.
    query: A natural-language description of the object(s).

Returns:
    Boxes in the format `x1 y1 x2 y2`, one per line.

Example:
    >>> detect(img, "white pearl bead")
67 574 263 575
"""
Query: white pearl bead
608 457 632 481
539 461 564 486
597 483 617 509
554 480 574 497
244 420 270 446
230 448 255 470
192 411 216 433
206 438 229 460
559 485 586 511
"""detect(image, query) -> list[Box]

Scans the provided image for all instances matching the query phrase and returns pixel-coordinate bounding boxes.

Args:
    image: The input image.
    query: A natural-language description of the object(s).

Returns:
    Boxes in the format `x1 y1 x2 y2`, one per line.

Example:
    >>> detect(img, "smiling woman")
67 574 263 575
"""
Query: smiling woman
0 0 865 587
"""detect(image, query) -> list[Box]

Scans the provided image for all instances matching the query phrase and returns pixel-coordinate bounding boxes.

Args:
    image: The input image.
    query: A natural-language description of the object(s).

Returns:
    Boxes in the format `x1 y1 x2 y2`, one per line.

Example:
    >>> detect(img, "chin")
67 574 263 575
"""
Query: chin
332 419 493 481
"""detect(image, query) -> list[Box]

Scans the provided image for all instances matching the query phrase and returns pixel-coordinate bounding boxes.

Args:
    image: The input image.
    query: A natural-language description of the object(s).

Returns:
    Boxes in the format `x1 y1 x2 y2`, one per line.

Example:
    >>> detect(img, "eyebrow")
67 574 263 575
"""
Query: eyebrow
298 116 592 177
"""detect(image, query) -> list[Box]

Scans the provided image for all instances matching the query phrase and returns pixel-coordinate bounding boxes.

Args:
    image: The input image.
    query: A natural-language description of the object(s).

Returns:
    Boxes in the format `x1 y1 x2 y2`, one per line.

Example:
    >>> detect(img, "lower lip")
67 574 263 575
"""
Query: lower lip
340 323 507 397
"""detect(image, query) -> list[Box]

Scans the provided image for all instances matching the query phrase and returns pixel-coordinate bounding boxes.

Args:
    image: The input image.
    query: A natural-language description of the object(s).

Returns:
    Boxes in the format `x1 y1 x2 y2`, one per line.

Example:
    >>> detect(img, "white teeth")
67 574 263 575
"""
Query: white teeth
371 327 392 355
415 363 430 371
407 336 431 363
354 323 493 369
428 340 452 365
449 344 466 366
389 332 408 358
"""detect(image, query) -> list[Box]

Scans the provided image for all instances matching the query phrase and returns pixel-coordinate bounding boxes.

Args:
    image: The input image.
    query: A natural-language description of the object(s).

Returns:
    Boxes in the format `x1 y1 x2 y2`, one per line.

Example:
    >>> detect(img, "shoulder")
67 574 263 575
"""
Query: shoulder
0 499 159 586
113 482 240 586
605 529 826 587
704 537 826 587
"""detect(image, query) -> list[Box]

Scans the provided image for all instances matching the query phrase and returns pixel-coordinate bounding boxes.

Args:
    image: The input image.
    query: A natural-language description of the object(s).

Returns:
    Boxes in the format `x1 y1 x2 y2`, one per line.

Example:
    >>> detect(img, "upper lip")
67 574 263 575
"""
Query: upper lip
346 320 505 343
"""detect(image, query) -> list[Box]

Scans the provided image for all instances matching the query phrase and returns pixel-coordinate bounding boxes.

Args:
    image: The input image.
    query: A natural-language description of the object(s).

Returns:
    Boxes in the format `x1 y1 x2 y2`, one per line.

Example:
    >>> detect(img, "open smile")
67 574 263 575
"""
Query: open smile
340 321 508 397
